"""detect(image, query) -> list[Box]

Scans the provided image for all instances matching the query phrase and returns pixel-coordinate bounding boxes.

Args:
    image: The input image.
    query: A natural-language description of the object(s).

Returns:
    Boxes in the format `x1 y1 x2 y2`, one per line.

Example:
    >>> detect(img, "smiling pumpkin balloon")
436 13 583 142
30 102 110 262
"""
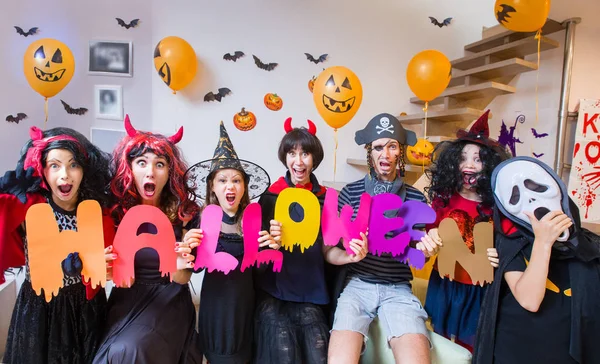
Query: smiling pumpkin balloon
23 38 75 98
494 0 551 32
406 138 434 166
153 36 197 93
313 66 363 130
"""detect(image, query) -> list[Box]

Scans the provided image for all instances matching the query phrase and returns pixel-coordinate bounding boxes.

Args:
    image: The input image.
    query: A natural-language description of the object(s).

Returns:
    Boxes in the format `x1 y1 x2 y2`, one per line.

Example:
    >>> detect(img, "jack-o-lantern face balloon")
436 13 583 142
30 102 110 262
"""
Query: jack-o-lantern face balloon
494 0 551 32
313 66 363 130
406 138 434 166
153 36 197 93
23 38 75 98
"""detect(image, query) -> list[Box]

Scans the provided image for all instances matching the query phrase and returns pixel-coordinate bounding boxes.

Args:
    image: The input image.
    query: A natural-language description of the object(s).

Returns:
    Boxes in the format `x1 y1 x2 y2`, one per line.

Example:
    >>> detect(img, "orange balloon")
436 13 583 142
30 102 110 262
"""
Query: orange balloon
313 66 363 129
153 36 197 92
23 38 75 98
495 0 551 32
406 50 451 102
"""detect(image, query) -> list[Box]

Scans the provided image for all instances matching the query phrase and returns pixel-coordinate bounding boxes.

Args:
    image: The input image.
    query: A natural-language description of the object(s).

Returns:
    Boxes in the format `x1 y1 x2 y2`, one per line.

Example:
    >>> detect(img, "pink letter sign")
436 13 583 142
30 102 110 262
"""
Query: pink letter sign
194 205 238 274
322 189 371 255
241 202 283 272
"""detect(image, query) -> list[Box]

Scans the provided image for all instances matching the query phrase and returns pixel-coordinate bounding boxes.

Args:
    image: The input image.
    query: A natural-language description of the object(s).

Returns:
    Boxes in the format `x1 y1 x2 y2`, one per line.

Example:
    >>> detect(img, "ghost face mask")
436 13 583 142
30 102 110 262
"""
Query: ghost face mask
493 159 570 242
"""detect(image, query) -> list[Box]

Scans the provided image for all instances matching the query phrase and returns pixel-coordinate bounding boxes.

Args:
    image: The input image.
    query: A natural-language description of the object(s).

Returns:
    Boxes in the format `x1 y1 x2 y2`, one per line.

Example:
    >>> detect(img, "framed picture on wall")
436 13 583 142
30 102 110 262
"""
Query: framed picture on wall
89 40 133 76
90 127 127 154
95 85 124 120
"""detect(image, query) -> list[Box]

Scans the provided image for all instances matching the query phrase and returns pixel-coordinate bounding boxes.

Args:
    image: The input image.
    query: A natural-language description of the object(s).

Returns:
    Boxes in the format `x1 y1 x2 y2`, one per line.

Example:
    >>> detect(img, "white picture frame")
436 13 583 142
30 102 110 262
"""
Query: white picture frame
95 85 124 120
88 40 133 77
90 127 127 154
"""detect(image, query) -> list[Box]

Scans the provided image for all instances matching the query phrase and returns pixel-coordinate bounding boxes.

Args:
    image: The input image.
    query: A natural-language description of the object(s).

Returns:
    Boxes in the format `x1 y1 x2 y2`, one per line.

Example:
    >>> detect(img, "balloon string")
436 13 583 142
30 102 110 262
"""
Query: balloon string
44 97 48 130
333 128 338 182
423 101 429 138
535 29 542 128
173 91 177 95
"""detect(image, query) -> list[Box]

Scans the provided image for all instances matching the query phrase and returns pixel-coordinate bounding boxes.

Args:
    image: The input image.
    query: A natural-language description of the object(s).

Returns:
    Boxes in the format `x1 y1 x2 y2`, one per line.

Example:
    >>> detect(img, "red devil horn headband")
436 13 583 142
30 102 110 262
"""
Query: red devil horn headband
283 117 317 136
123 114 184 144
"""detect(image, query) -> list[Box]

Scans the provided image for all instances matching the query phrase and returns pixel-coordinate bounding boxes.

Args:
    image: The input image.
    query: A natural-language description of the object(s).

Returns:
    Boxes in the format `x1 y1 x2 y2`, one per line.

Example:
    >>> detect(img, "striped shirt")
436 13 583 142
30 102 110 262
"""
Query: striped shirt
338 178 427 284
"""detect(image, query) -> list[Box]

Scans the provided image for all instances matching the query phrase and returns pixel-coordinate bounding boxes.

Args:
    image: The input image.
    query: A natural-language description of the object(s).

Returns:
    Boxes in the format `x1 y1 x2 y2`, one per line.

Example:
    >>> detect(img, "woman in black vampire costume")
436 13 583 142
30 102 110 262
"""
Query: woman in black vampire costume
474 157 600 364
93 115 201 364
184 121 271 364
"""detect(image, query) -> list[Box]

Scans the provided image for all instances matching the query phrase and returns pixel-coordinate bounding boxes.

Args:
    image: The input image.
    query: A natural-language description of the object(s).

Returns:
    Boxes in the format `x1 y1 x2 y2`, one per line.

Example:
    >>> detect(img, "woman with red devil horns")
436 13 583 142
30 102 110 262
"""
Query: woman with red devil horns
253 117 332 364
93 115 202 364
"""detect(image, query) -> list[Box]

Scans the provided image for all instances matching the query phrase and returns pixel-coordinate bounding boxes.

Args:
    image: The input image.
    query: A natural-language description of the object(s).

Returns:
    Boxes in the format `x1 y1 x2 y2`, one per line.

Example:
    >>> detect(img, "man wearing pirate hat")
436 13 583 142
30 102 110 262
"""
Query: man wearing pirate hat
326 113 431 364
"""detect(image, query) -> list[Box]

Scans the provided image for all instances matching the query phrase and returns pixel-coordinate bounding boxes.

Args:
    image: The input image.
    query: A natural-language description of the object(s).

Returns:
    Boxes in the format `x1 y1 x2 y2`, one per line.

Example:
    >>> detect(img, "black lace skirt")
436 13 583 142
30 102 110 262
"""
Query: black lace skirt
3 279 107 364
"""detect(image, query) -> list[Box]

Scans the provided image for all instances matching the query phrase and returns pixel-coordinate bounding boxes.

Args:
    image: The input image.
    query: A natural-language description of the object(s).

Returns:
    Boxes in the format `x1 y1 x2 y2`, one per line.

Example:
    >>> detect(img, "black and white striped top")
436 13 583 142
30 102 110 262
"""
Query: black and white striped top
338 178 427 284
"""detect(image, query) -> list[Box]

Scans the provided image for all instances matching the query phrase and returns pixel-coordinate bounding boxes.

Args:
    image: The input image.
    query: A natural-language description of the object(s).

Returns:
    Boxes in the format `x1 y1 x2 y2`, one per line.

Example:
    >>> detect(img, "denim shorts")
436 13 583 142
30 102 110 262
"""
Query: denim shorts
332 276 429 346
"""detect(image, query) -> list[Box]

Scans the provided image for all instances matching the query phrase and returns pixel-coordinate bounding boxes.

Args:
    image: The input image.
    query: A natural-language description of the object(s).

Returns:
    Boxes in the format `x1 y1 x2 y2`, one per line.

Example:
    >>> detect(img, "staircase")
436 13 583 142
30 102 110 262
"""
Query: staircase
324 19 565 190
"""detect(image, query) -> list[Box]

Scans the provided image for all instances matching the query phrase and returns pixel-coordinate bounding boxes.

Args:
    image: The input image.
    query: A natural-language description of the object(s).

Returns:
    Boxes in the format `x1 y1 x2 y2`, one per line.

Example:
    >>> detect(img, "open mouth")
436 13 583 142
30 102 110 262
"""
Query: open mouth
533 207 551 220
293 167 307 179
143 182 156 197
462 172 479 186
322 95 355 113
57 184 72 195
226 193 236 205
136 222 158 236
379 161 392 172
34 67 65 82
158 62 171 86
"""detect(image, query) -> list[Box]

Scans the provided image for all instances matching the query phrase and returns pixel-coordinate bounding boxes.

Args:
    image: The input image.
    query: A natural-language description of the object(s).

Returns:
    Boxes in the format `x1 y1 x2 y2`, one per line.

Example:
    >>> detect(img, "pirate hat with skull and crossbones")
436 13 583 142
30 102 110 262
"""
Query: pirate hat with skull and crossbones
354 113 417 146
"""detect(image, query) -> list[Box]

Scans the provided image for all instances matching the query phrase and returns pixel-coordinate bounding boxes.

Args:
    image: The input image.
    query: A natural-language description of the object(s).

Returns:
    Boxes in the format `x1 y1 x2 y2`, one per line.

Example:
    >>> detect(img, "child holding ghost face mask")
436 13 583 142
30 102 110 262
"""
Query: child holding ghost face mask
474 157 600 364
420 110 510 351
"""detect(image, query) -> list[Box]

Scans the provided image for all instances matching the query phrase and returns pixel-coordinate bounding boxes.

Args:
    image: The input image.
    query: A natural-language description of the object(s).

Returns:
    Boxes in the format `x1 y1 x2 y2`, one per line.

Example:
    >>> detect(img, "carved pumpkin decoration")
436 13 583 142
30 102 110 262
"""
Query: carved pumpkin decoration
264 93 283 111
308 76 316 93
233 107 257 131
494 0 551 32
153 36 197 93
406 138 434 166
23 38 75 98
313 66 363 129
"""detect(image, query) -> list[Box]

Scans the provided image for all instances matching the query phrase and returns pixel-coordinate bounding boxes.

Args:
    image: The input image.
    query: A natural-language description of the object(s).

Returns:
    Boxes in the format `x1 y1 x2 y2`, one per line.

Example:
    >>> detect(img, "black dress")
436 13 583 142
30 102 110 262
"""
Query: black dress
197 214 254 364
4 199 107 364
92 218 200 364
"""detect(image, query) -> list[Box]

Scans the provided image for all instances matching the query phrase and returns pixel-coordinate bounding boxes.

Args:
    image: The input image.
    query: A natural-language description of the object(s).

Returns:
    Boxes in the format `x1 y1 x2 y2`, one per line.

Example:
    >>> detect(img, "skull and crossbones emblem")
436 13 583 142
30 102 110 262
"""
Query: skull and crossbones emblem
376 117 394 134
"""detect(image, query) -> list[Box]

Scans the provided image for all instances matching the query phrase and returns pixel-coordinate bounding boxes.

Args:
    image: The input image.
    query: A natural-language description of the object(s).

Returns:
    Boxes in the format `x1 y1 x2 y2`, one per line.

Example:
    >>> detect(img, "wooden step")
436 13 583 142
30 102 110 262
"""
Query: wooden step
410 82 515 107
347 158 430 173
398 108 483 125
470 19 563 53
449 58 538 87
452 36 559 70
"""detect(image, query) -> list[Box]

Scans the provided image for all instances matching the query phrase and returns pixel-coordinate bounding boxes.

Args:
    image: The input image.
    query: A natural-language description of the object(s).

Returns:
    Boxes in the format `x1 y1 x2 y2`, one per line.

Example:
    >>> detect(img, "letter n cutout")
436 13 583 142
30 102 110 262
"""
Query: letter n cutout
26 200 106 302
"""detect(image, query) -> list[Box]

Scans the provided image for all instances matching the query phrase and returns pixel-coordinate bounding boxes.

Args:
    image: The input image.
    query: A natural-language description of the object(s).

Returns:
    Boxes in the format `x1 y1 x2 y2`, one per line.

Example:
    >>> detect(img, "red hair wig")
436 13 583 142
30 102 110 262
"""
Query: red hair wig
110 116 199 223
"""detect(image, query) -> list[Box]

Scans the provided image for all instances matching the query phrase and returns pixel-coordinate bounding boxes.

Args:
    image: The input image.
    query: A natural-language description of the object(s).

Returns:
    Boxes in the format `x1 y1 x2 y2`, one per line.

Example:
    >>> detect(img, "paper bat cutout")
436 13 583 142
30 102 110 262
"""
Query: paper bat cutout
204 88 232 102
304 53 328 64
274 188 321 253
223 51 245 62
60 100 88 115
6 113 27 124
252 55 278 71
429 17 452 28
533 152 545 158
437 218 494 286
112 205 177 287
531 128 549 138
14 26 38 37
116 18 139 29
496 4 516 24
26 201 106 302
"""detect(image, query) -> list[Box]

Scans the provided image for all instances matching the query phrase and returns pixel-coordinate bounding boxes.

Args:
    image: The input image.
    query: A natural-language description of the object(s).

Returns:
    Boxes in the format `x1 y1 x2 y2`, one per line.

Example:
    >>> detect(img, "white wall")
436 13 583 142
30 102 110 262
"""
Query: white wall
150 0 498 184
0 0 153 172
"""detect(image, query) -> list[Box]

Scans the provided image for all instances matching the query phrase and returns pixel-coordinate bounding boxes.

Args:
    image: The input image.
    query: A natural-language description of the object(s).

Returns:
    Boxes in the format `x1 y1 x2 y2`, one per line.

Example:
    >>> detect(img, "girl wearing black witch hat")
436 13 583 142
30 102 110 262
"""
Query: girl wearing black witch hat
185 121 271 364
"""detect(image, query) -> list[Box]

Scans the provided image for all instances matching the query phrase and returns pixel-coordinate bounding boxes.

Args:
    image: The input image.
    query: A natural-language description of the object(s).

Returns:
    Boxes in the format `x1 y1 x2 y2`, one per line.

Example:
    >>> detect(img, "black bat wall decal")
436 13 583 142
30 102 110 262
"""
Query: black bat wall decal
496 4 516 24
531 128 549 138
14 26 38 37
304 53 328 64
429 17 452 28
252 55 278 71
204 88 232 102
60 100 88 115
533 152 545 158
6 113 27 124
116 18 140 29
223 51 245 62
